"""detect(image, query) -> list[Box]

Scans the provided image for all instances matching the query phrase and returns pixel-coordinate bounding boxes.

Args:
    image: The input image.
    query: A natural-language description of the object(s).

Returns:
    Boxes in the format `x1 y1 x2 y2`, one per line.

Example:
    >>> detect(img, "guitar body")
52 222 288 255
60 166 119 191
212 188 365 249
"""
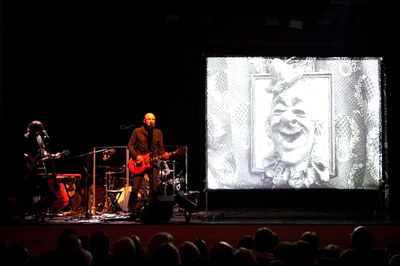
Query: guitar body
25 149 70 172
128 148 185 175
128 156 151 176
27 149 71 209
48 178 69 208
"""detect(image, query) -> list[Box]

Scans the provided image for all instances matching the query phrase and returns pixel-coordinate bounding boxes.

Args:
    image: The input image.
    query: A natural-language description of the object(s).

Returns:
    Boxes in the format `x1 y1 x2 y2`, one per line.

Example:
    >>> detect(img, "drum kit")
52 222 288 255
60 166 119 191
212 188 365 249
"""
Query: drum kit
95 160 186 215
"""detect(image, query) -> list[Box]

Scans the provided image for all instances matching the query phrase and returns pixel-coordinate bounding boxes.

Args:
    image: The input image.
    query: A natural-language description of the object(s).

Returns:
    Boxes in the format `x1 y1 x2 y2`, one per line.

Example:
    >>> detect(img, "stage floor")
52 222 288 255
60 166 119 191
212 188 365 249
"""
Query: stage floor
9 206 400 226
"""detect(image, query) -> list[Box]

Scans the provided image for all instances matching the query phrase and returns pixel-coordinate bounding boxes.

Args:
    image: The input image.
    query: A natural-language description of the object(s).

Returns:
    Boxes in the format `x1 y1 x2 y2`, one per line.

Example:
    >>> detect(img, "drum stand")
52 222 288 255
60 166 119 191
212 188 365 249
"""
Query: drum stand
158 160 176 196
97 171 123 214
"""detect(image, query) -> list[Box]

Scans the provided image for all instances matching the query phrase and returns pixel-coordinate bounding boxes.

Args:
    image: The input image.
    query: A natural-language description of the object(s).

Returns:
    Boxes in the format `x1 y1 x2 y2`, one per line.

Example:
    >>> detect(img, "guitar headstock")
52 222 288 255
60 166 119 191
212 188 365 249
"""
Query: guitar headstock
174 147 186 155
61 149 71 157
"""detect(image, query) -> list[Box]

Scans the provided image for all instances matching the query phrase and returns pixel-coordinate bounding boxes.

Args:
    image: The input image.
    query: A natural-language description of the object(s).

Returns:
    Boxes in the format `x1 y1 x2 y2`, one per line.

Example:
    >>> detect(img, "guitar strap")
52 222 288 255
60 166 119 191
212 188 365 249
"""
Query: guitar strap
147 127 153 156
36 135 48 174
36 134 45 149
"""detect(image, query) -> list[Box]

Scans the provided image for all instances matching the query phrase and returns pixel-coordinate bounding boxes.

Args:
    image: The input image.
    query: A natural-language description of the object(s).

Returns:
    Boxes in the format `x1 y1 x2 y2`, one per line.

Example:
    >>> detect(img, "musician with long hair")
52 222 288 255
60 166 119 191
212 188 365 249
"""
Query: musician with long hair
21 120 67 219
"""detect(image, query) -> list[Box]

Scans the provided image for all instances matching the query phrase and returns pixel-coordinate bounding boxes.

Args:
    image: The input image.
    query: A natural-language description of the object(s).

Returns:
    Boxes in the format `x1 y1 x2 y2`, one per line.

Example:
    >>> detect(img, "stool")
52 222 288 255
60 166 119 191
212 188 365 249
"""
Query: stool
105 190 123 213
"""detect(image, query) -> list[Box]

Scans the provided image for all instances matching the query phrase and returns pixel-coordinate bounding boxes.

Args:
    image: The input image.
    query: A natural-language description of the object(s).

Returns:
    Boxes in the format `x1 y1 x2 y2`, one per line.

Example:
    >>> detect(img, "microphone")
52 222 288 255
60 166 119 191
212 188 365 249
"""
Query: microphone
42 130 50 140
104 149 116 155
102 149 116 161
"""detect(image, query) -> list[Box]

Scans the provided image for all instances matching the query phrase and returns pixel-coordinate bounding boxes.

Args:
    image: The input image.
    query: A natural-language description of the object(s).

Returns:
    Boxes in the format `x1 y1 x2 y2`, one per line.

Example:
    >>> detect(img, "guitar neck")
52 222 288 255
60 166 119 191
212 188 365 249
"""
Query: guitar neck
149 150 176 163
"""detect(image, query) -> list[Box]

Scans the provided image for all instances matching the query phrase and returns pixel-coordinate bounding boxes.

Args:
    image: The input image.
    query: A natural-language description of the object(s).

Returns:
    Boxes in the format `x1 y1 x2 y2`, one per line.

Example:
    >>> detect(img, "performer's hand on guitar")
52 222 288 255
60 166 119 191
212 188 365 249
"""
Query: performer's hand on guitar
161 152 170 160
136 155 144 165
53 152 62 159
136 155 151 169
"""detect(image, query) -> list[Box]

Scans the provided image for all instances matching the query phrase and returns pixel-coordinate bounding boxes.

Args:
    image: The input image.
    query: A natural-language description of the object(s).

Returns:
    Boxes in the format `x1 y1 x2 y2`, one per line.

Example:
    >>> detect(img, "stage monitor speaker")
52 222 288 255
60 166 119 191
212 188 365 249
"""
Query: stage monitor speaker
142 195 175 224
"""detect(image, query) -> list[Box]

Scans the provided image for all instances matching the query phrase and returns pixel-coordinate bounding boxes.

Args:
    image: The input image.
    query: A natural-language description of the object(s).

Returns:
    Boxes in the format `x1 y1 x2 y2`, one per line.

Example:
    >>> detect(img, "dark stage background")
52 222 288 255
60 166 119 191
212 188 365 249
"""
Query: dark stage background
1 1 399 216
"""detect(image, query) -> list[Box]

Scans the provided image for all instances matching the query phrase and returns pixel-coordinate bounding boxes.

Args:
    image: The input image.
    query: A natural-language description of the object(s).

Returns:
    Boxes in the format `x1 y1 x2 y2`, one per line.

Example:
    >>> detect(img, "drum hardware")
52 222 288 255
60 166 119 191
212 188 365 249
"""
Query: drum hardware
103 190 123 213
96 171 124 214
97 165 125 173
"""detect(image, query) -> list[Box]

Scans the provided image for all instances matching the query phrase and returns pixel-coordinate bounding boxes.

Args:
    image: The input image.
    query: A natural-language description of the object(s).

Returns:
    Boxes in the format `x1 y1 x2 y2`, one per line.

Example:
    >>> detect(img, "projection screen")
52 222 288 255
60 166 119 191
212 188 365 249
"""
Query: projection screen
206 57 384 190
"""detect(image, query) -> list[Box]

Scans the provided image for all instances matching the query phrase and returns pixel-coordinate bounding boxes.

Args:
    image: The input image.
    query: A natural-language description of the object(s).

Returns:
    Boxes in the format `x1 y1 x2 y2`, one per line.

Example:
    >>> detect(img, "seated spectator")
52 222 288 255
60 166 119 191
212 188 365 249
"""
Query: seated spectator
130 234 145 266
89 230 113 266
233 247 257 266
209 241 234 266
112 236 136 266
179 241 201 266
349 226 386 266
144 232 174 265
153 242 180 266
273 241 298 266
295 240 315 266
252 227 275 266
339 248 361 266
390 254 400 266
237 235 254 250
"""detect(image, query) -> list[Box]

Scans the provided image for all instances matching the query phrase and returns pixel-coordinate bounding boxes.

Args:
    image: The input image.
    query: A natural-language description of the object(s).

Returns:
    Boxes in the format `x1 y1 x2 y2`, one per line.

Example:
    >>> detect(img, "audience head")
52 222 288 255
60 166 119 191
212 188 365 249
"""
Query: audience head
253 227 275 253
57 228 80 250
179 240 200 266
273 241 298 266
210 241 234 266
386 240 400 263
153 242 180 266
193 238 210 259
89 230 111 256
145 232 174 261
295 240 315 266
300 230 319 251
339 248 361 266
237 235 254 250
130 234 142 251
112 236 136 266
350 226 374 252
390 254 400 266
233 247 257 266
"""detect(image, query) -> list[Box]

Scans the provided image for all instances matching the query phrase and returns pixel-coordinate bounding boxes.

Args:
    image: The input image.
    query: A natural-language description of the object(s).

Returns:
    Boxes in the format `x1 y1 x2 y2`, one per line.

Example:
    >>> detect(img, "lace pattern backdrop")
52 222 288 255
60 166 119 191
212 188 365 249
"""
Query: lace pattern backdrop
206 57 383 190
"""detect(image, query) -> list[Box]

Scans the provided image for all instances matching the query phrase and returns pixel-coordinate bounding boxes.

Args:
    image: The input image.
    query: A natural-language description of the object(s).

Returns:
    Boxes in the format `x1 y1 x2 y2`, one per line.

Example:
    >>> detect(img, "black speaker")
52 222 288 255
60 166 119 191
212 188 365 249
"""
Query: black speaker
142 195 175 224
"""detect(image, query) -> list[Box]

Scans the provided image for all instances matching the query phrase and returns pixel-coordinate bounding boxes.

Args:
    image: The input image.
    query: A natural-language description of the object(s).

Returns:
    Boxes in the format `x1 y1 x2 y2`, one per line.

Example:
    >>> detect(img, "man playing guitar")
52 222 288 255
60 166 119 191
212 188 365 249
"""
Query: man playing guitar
127 113 170 213
21 120 68 219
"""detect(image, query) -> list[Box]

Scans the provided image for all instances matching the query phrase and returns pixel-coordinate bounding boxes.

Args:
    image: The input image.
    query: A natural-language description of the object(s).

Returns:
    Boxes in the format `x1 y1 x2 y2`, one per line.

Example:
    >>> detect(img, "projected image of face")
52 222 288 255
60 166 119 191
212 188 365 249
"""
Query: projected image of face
263 59 328 188
206 56 382 190
269 81 315 166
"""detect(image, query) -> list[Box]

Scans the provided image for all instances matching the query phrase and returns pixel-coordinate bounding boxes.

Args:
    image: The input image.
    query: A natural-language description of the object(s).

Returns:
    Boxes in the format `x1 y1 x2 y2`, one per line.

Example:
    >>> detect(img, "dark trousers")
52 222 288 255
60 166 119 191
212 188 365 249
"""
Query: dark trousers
129 167 159 210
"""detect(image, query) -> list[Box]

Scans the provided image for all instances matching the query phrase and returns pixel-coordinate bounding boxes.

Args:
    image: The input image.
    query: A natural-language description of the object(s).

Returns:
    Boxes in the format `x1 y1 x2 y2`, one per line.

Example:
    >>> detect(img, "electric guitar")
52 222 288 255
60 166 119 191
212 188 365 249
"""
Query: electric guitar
25 149 70 171
128 148 185 175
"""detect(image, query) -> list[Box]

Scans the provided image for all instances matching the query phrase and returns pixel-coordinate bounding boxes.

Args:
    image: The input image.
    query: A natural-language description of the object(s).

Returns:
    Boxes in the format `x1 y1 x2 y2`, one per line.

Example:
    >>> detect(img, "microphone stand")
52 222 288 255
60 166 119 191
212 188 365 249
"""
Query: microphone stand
67 148 109 220
83 163 91 219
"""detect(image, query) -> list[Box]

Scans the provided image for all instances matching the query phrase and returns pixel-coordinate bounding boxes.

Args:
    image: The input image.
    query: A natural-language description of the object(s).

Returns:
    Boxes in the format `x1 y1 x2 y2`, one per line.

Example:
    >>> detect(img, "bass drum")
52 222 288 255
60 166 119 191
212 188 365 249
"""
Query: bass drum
117 186 132 212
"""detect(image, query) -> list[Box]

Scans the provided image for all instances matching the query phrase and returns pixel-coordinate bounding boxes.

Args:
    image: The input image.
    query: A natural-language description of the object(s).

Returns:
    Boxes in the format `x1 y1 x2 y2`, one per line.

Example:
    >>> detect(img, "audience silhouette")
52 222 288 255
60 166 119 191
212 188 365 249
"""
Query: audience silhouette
1 225 397 266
